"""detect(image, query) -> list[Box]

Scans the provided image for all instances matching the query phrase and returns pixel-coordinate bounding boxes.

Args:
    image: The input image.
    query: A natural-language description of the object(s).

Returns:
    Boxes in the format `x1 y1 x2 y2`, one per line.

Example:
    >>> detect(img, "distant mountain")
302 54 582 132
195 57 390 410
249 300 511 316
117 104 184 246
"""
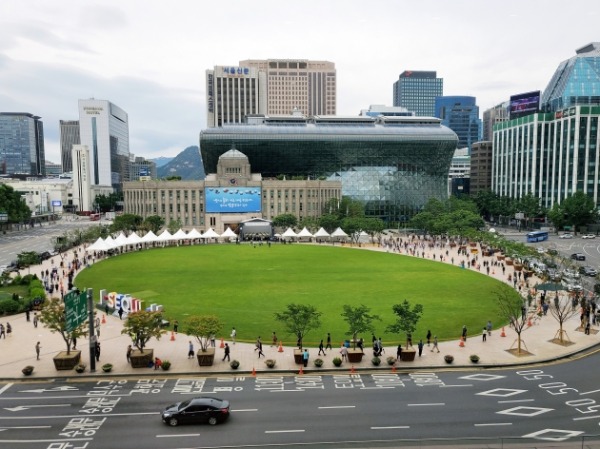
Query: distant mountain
152 156 174 168
156 146 205 180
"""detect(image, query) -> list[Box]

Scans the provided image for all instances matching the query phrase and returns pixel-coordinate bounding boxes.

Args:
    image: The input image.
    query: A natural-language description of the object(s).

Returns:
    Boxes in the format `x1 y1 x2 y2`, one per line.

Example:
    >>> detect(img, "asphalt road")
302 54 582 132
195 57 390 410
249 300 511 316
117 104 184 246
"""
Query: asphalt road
3 351 600 448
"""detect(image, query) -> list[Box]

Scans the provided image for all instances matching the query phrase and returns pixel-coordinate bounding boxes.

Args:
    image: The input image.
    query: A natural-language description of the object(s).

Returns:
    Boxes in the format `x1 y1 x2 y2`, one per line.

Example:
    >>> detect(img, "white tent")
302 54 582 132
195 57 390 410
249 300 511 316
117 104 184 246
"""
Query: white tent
201 228 220 239
104 236 117 248
220 227 237 239
187 228 202 239
140 231 158 243
156 230 173 242
281 227 297 240
171 229 188 240
313 227 331 239
88 237 111 252
296 227 313 241
113 232 128 247
331 227 349 241
125 231 143 246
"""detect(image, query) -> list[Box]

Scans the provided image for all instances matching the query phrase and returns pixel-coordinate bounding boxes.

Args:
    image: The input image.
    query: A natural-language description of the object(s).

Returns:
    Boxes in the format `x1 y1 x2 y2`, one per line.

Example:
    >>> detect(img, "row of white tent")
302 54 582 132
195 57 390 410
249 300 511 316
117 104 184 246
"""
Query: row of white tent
279 226 354 240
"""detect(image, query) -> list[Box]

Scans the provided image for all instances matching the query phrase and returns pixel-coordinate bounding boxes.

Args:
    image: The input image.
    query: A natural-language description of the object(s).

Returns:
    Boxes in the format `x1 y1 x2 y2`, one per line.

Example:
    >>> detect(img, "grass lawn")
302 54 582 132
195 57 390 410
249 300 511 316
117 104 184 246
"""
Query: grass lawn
74 244 507 346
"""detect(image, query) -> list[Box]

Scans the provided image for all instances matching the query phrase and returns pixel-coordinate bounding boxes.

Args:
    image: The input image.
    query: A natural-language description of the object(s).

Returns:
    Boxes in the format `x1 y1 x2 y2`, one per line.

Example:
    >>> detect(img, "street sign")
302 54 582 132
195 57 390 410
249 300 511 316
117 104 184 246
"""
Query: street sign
64 290 88 332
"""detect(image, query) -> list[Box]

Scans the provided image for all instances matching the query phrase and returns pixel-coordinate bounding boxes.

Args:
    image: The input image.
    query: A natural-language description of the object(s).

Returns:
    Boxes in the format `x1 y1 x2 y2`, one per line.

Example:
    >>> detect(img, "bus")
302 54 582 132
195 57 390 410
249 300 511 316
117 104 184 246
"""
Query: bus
526 230 549 243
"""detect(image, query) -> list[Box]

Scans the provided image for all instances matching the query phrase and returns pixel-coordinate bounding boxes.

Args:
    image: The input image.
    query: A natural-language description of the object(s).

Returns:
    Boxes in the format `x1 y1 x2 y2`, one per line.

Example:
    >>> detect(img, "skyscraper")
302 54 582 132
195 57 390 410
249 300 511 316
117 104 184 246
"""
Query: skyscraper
59 120 80 173
434 96 482 152
482 102 509 141
239 59 336 117
393 71 443 117
78 99 130 190
0 112 45 176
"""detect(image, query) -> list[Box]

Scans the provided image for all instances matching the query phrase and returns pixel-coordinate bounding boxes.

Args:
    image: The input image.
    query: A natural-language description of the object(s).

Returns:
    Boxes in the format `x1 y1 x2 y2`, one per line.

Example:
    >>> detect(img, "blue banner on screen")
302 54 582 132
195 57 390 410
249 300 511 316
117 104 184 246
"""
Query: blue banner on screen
205 187 262 213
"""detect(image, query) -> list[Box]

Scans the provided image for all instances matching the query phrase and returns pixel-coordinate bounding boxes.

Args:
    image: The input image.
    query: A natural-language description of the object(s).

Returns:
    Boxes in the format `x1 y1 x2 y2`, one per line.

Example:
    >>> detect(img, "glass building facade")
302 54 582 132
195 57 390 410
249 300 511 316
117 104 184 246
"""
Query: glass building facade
393 71 443 117
434 96 482 152
0 112 46 176
200 115 458 223
59 120 80 174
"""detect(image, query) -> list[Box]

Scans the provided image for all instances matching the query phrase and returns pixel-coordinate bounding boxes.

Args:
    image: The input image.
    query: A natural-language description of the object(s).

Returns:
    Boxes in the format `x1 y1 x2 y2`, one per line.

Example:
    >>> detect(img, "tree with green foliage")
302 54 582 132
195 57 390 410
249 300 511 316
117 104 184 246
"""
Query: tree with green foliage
318 213 340 232
167 219 182 233
185 315 224 352
121 310 166 352
110 214 143 233
274 303 322 350
298 216 318 232
386 300 424 349
93 192 122 212
547 203 567 233
17 251 40 270
516 193 545 229
272 213 298 228
495 284 528 354
143 215 165 234
561 192 598 234
341 305 381 350
40 297 88 354
0 184 32 224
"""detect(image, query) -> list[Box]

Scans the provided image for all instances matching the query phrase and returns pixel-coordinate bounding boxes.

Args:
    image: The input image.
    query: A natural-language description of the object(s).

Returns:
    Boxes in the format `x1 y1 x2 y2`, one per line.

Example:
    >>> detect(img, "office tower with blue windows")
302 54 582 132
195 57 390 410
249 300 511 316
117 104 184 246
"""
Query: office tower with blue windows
59 120 80 174
434 96 482 152
0 112 46 177
493 43 600 209
393 71 443 117
78 99 130 191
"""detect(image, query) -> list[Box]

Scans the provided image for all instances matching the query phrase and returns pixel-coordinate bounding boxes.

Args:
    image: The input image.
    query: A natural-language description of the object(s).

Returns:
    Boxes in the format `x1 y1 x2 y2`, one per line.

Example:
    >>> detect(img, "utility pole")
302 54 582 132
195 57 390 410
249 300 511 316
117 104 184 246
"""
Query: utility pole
87 288 96 372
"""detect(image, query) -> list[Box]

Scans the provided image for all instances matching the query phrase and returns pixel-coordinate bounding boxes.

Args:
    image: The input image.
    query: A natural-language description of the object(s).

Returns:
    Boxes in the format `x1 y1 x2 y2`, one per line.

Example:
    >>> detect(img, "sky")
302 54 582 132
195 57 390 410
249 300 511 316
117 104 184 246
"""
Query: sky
1 0 598 164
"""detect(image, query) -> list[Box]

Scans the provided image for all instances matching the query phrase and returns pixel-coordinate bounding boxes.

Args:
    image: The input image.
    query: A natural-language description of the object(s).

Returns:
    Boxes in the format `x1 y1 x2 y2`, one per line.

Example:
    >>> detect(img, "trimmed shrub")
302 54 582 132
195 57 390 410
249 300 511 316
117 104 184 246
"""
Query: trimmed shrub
332 357 342 367
371 356 381 366
314 358 324 367
0 298 20 314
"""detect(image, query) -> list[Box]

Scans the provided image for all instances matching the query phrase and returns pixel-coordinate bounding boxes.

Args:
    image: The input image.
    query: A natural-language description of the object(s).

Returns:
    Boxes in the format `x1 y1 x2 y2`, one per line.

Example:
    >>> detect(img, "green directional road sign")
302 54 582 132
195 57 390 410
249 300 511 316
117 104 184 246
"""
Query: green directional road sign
64 290 88 332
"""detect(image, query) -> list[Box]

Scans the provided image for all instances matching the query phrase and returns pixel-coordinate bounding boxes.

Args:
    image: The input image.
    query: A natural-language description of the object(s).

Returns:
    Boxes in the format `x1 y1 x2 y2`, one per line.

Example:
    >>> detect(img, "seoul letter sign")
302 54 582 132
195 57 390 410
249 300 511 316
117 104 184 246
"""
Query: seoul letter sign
65 290 88 332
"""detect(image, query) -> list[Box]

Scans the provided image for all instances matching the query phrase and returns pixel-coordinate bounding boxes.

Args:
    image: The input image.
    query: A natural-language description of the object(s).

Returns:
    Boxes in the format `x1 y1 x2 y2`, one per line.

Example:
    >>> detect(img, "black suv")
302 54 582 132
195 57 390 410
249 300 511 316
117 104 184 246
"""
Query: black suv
571 253 586 261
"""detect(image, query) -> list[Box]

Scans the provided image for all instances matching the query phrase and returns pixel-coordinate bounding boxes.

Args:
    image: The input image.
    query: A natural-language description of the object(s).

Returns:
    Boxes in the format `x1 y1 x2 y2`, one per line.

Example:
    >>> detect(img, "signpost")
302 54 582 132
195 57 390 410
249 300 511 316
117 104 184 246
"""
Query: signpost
64 290 88 332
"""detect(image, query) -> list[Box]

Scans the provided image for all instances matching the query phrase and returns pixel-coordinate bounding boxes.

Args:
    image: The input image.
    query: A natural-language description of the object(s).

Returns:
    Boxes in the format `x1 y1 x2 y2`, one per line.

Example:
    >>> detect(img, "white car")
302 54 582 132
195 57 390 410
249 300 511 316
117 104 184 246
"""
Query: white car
536 247 546 254
560 233 573 239
582 234 596 239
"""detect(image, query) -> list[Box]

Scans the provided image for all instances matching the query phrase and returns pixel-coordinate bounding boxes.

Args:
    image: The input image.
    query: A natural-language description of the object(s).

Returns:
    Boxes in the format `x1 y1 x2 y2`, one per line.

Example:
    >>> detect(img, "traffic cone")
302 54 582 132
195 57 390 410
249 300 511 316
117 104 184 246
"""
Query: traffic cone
391 363 397 373
220 338 224 349
350 365 356 374
252 367 256 376
278 341 284 353
170 331 175 341
299 365 304 375
527 317 533 327
102 314 106 324
459 336 465 347
501 327 506 337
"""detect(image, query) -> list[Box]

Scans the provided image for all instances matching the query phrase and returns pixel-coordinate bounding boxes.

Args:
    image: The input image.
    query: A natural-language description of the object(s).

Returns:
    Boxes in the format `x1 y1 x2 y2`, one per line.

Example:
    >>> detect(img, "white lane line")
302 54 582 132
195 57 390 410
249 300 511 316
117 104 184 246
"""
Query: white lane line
0 438 92 443
371 426 410 429
0 384 13 396
0 426 51 430
498 399 535 403
580 389 600 396
265 430 305 434
574 415 600 421
156 434 200 438
474 423 512 427
0 412 159 420
407 403 445 406
271 390 304 393
318 406 356 409
232 408 258 412
441 384 473 388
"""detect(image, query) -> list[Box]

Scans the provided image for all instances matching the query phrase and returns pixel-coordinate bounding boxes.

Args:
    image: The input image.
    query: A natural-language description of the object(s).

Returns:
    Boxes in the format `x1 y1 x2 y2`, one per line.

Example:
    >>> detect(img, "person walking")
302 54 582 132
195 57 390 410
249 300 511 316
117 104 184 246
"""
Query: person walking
431 335 440 353
486 320 492 336
0 323 5 339
426 329 432 346
25 310 30 322
462 325 468 341
230 327 236 345
95 341 101 361
6 322 11 337
118 307 124 320
188 341 195 359
302 349 309 367
417 339 424 357
340 344 348 361
33 313 38 328
255 337 265 358
222 343 230 361
173 320 179 333
126 345 132 363
396 344 402 361
326 332 332 350
318 339 326 356
35 341 41 360
482 327 487 342
271 331 277 347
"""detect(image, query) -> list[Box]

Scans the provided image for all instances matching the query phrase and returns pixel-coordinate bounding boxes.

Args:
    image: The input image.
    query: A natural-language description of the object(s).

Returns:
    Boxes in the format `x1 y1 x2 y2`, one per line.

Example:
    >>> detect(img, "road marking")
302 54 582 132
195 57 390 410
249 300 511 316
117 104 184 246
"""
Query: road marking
0 426 51 432
371 426 410 429
0 438 92 444
580 389 600 396
0 412 159 420
156 434 200 438
4 404 71 412
19 386 78 393
232 409 258 412
271 390 304 393
574 415 600 421
0 384 12 396
407 403 445 406
265 430 305 433
475 422 512 427
441 384 473 388
498 399 535 403
318 406 356 409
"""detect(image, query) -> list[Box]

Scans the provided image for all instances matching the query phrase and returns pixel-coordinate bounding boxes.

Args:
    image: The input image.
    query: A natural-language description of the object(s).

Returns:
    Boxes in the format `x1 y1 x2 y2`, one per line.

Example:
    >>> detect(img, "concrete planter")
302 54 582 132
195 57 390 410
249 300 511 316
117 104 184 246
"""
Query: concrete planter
347 348 364 363
400 348 416 362
196 348 215 366
53 351 81 371
130 349 153 368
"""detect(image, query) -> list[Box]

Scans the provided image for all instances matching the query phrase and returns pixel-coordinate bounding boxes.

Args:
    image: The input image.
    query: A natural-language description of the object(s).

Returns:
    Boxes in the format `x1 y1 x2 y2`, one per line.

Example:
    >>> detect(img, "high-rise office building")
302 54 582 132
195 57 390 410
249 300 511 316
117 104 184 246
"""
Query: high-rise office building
482 102 509 141
434 96 482 152
78 99 130 190
0 112 46 177
359 105 414 117
59 120 80 173
239 59 336 117
393 71 443 117
470 141 493 195
492 43 600 208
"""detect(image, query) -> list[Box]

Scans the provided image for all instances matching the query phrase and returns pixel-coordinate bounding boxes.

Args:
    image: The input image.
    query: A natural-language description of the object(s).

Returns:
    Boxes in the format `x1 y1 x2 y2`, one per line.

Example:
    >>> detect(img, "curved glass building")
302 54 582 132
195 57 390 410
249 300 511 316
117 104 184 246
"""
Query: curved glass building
200 115 458 222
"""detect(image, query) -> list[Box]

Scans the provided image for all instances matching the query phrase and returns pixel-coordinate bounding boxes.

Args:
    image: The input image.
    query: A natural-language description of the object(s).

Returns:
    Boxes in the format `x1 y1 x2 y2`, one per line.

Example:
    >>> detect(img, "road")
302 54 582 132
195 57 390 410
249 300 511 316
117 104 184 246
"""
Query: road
2 353 600 448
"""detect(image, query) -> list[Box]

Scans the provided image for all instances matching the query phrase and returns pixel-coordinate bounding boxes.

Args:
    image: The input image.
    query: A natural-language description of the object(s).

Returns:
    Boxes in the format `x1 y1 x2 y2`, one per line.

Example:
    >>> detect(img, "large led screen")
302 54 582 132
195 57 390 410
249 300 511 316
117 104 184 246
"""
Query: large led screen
205 187 262 213
509 91 540 119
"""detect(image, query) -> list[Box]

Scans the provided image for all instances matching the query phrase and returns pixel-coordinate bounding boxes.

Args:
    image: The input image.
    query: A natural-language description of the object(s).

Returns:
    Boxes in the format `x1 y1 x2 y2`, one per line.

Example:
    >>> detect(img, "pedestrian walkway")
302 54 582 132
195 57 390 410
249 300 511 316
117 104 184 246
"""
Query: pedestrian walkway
0 238 598 381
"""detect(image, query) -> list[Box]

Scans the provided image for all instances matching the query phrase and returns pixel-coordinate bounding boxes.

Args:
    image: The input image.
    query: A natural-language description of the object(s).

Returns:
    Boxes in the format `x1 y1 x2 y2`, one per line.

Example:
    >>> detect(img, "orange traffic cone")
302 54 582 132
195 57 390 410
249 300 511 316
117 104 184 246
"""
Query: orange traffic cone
299 365 304 375
391 363 397 373
170 331 175 341
459 336 465 347
278 341 284 353
350 365 356 373
501 326 506 337
102 314 106 324
252 367 256 376
528 317 533 327
220 338 224 349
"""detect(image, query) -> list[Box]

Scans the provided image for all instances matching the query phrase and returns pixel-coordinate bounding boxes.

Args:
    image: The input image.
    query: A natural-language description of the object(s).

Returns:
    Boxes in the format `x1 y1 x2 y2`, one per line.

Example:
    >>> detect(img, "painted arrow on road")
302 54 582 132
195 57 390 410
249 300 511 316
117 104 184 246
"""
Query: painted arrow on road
0 426 51 431
19 386 78 393
4 404 71 412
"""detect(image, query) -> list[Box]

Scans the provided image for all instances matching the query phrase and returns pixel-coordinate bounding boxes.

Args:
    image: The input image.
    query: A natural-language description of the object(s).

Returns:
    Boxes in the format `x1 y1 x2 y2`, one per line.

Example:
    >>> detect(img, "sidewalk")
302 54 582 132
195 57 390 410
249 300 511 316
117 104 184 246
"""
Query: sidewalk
1 240 598 380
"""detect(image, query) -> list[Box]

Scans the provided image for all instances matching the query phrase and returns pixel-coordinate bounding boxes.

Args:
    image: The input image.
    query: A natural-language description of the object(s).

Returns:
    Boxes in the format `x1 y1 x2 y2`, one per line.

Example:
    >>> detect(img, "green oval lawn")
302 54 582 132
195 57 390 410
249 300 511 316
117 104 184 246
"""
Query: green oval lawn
75 244 506 346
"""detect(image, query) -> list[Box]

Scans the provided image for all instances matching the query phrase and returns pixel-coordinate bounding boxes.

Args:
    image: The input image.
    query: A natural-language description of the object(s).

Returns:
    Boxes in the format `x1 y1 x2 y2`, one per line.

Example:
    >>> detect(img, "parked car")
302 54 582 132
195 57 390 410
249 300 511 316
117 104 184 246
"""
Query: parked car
162 397 230 427
546 268 561 281
562 279 584 292
582 234 596 239
38 251 53 261
580 266 598 277
536 247 546 254
571 253 586 261
560 233 574 239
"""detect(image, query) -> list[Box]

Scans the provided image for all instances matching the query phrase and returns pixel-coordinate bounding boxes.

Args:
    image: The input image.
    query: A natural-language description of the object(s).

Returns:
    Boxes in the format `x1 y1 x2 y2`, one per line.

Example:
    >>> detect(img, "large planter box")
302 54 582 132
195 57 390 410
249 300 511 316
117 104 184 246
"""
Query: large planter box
294 349 303 365
130 349 154 368
53 351 81 370
400 348 416 362
497 254 505 261
196 348 215 366
505 258 514 266
514 264 523 271
347 348 364 363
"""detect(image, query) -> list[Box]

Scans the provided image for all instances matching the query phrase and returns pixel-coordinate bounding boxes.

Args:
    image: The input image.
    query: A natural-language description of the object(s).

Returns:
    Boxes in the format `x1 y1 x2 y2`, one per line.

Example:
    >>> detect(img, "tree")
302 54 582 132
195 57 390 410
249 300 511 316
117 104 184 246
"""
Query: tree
547 203 567 233
0 184 31 224
386 300 424 349
318 213 340 232
40 297 88 354
272 213 297 228
495 284 529 354
143 215 165 233
299 216 318 231
561 192 598 234
167 219 182 233
341 305 380 350
274 303 322 350
547 291 580 345
185 315 224 352
17 251 40 269
121 310 166 352
110 214 143 233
